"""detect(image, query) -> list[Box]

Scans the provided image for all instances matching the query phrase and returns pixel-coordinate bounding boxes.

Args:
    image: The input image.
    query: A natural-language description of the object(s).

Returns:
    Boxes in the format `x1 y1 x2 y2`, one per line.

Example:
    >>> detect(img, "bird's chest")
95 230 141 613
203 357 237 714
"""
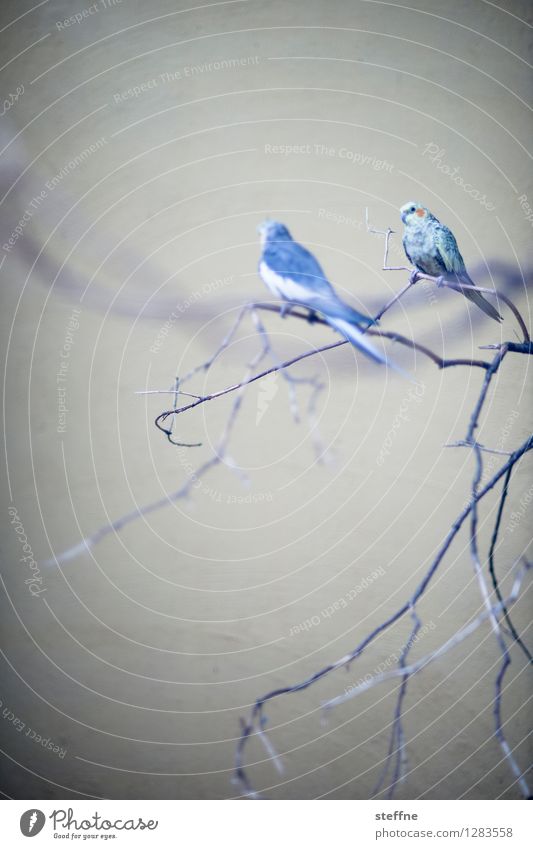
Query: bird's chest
405 227 441 275
259 261 285 297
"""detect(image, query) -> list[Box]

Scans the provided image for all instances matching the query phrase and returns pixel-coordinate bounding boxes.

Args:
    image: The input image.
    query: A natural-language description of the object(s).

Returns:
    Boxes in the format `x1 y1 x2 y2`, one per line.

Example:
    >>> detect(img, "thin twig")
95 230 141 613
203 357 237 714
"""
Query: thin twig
469 439 530 799
45 211 532 799
154 315 492 428
443 280 529 343
155 337 347 432
444 441 513 457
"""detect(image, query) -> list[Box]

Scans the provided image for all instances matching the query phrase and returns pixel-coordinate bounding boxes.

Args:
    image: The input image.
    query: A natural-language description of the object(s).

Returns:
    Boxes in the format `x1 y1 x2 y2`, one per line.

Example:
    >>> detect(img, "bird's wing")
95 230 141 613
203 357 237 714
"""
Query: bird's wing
262 239 374 325
263 240 336 297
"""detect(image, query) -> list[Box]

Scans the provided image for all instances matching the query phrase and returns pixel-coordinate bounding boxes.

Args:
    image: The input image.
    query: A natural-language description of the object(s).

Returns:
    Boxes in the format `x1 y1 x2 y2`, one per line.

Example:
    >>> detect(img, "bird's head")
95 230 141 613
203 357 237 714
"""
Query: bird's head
400 202 431 226
257 219 292 246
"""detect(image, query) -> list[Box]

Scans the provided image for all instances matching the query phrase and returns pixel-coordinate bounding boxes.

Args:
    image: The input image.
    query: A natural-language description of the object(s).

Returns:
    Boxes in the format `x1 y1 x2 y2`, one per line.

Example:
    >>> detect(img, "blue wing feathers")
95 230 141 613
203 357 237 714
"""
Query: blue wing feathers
259 226 405 371
262 241 332 292
262 239 373 325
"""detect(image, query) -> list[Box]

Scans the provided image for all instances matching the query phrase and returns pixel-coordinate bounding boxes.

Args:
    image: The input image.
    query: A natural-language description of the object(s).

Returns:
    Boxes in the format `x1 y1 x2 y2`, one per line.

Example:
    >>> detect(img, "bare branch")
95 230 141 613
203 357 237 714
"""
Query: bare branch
365 209 530 340
234 432 533 797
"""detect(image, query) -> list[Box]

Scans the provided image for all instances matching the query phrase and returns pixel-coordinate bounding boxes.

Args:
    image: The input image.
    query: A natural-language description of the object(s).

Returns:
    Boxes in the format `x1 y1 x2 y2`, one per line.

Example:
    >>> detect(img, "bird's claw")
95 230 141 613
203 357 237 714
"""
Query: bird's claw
436 275 446 288
409 270 420 285
307 309 318 324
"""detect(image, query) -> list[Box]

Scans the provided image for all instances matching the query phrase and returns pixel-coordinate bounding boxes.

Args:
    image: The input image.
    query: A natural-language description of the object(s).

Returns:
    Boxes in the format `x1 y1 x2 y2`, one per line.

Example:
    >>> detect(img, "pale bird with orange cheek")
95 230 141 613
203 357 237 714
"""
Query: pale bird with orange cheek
400 202 502 322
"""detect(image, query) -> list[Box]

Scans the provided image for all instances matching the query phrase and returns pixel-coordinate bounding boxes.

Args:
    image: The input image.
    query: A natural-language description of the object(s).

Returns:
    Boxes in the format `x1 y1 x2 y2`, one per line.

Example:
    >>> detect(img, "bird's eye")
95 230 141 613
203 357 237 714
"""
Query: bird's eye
410 206 416 212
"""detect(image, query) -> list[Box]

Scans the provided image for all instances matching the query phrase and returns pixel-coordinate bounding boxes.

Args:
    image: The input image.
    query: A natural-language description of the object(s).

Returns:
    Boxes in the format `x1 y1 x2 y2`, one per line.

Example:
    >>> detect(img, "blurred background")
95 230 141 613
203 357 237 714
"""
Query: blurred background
0 0 531 799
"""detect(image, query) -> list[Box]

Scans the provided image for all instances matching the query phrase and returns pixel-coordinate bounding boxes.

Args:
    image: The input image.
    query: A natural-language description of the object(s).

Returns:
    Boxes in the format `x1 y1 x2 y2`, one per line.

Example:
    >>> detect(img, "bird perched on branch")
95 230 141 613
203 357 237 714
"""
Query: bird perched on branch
257 219 401 371
400 202 502 322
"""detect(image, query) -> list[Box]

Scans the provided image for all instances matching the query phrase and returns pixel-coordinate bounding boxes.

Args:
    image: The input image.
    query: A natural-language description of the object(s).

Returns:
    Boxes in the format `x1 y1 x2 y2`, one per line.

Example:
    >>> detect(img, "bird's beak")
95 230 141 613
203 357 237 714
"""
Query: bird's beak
400 210 407 224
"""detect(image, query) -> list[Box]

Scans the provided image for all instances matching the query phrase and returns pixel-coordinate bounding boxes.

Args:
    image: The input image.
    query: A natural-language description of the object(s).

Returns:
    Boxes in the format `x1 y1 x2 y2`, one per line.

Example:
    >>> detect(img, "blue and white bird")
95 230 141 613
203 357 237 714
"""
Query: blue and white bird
257 219 395 369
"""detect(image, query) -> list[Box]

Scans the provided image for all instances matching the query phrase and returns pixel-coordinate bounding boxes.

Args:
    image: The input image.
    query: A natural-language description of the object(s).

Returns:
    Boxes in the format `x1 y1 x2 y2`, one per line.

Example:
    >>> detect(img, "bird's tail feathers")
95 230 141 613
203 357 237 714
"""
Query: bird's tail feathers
328 316 414 380
345 306 378 327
